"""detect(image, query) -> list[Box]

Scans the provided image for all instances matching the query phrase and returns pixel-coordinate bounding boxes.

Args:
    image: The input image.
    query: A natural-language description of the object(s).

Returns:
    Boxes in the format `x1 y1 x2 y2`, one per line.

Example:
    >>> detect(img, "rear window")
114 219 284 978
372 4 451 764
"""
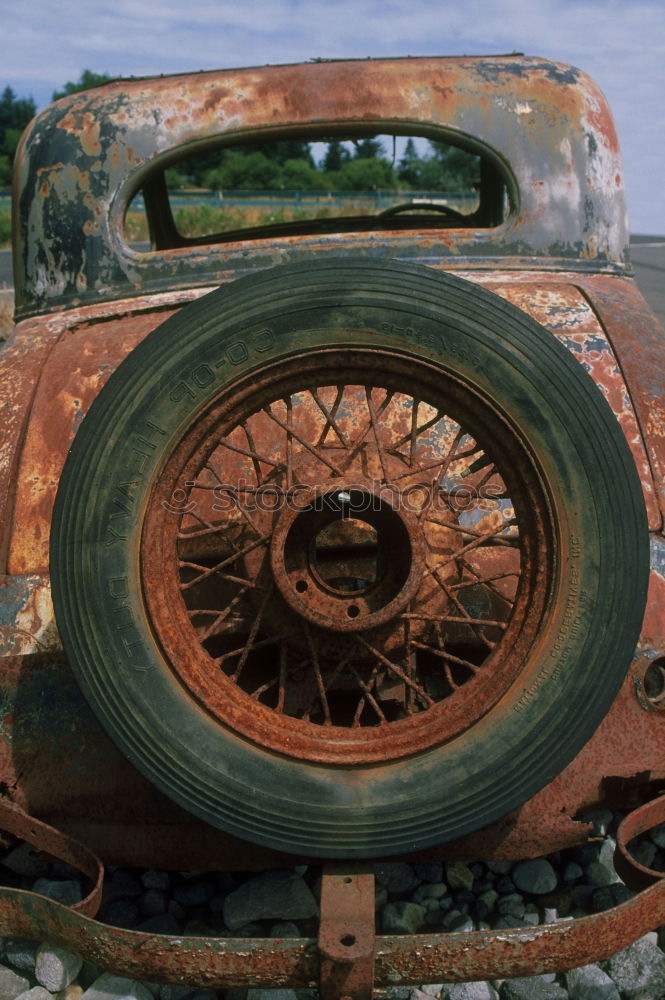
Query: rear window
124 130 512 250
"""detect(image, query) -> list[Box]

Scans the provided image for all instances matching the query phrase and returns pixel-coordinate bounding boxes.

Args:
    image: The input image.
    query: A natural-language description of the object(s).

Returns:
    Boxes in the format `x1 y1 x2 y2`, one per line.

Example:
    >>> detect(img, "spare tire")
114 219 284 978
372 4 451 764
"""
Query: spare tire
51 259 649 858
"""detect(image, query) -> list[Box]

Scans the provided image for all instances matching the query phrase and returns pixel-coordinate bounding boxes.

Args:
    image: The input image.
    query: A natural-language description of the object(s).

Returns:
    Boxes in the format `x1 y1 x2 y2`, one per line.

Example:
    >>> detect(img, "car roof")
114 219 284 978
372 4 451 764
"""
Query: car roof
12 54 629 319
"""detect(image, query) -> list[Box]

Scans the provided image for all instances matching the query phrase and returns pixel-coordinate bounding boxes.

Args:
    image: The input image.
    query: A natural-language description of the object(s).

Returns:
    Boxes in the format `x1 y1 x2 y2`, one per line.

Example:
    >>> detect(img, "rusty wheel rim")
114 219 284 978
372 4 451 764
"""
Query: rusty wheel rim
142 348 553 765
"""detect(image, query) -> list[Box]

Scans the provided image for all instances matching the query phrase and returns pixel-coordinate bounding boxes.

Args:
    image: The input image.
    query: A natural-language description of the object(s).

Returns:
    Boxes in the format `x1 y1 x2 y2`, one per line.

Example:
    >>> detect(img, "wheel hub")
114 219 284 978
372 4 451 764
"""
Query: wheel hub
270 482 426 631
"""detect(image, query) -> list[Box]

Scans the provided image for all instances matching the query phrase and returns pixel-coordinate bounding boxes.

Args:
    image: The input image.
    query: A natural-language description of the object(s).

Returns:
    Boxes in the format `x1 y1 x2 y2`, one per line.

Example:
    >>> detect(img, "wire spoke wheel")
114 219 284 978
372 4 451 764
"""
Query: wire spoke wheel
143 351 551 764
52 260 648 857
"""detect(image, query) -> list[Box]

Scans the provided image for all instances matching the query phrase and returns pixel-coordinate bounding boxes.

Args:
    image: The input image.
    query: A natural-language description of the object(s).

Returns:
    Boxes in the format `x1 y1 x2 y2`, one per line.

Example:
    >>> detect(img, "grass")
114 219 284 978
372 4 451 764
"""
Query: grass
0 290 13 340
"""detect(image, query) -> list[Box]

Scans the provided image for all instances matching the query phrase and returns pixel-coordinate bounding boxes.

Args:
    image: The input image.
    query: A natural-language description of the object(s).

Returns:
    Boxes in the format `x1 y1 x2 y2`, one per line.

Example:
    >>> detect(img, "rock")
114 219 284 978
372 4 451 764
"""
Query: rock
31 880 82 907
57 987 84 1000
0 966 30 1000
498 976 568 999
579 810 614 838
2 940 39 973
414 862 444 884
630 839 656 869
102 898 140 928
496 894 525 918
601 934 665 997
485 861 512 875
245 990 297 1000
140 890 168 918
1 844 50 878
135 914 181 935
172 880 215 907
648 821 665 849
563 862 583 882
441 985 498 1000
417 986 443 998
79 975 153 1000
441 910 474 932
511 859 557 895
14 989 53 1000
35 945 83 991
102 871 142 900
565 963 620 998
445 862 474 892
375 863 421 894
382 901 426 934
139 870 170 892
269 921 301 938
223 870 318 931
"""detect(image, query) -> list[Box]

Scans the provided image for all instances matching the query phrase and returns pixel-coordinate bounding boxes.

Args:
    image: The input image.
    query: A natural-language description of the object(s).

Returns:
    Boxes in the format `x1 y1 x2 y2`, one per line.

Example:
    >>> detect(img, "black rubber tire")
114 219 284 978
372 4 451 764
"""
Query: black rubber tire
51 258 649 858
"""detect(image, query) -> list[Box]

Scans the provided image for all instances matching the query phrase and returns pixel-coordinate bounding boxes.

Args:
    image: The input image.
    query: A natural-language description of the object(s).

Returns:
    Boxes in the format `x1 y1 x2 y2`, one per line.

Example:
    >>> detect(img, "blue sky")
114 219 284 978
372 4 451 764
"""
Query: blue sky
2 0 664 233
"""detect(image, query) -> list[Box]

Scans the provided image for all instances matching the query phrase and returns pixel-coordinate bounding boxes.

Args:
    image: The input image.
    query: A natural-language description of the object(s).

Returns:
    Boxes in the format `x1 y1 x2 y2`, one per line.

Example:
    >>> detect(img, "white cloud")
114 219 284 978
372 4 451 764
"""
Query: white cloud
1 0 663 231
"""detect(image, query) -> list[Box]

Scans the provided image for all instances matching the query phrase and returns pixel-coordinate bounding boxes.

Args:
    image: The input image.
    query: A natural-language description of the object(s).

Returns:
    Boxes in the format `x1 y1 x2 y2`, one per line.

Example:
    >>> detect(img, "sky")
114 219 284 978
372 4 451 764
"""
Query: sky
2 0 664 234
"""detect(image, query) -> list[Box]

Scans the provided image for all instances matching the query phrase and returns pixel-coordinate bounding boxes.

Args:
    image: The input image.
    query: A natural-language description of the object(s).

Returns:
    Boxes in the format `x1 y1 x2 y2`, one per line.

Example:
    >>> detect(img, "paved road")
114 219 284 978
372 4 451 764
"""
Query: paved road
1 238 664 325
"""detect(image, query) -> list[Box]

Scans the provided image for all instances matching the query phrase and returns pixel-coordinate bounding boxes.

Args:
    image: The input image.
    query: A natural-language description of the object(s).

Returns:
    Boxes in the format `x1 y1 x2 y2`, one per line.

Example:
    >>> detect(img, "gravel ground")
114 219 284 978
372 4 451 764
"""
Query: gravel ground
2 809 665 999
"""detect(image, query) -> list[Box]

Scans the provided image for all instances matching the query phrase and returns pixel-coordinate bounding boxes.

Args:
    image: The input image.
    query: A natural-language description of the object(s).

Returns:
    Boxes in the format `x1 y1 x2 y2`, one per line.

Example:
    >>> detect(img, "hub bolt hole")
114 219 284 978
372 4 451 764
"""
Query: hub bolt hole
295 579 308 594
347 605 360 619
340 934 356 947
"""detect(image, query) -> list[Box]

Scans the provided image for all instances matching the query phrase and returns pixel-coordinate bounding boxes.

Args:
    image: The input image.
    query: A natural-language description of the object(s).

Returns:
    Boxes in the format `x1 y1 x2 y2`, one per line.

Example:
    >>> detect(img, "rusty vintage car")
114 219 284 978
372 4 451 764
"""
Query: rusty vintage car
1 54 665 993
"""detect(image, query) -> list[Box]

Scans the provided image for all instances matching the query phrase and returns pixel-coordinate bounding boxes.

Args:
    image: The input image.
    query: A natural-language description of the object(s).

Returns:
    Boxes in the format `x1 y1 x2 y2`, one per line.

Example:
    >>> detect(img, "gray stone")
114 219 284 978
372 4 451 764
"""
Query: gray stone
0 966 30 1000
80 974 154 1000
14 989 52 1000
172 880 215 907
414 862 444 884
31 880 82 907
496 894 525 918
648 821 665 849
159 987 195 1000
418 986 443 998
2 940 38 973
601 933 665 997
375 863 421 894
498 976 568 999
35 944 83 991
223 870 318 931
485 861 512 875
441 910 474 932
445 862 474 892
579 810 614 838
382 901 426 934
442 985 498 1000
140 870 170 892
511 859 557 895
140 889 168 918
136 914 181 935
269 921 301 938
631 839 657 869
563 862 584 882
1 844 50 879
565 963 620 999
246 990 297 1000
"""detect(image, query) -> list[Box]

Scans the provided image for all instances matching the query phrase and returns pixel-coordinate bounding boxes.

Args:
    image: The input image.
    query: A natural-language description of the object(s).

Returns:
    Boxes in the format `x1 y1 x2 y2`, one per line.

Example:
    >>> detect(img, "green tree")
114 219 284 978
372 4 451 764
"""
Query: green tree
397 138 422 188
336 157 396 191
278 158 320 190
204 150 282 190
0 86 37 183
353 137 384 159
52 70 114 100
322 141 350 172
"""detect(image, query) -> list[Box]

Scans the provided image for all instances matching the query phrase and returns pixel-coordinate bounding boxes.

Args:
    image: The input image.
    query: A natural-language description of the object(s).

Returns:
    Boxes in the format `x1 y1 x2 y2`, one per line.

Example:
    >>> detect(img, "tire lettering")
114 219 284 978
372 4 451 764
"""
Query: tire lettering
514 546 584 712
107 575 153 672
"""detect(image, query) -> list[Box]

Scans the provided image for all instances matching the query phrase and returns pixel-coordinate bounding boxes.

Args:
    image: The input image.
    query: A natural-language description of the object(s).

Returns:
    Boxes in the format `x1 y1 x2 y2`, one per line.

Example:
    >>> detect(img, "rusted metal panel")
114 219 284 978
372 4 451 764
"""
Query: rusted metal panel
576 275 665 526
2 796 665 988
13 56 628 319
318 864 375 1000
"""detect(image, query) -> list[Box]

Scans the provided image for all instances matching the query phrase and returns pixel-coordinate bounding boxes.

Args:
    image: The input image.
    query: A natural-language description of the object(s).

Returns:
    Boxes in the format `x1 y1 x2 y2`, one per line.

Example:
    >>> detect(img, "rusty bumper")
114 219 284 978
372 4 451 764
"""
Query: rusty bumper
1 798 665 995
